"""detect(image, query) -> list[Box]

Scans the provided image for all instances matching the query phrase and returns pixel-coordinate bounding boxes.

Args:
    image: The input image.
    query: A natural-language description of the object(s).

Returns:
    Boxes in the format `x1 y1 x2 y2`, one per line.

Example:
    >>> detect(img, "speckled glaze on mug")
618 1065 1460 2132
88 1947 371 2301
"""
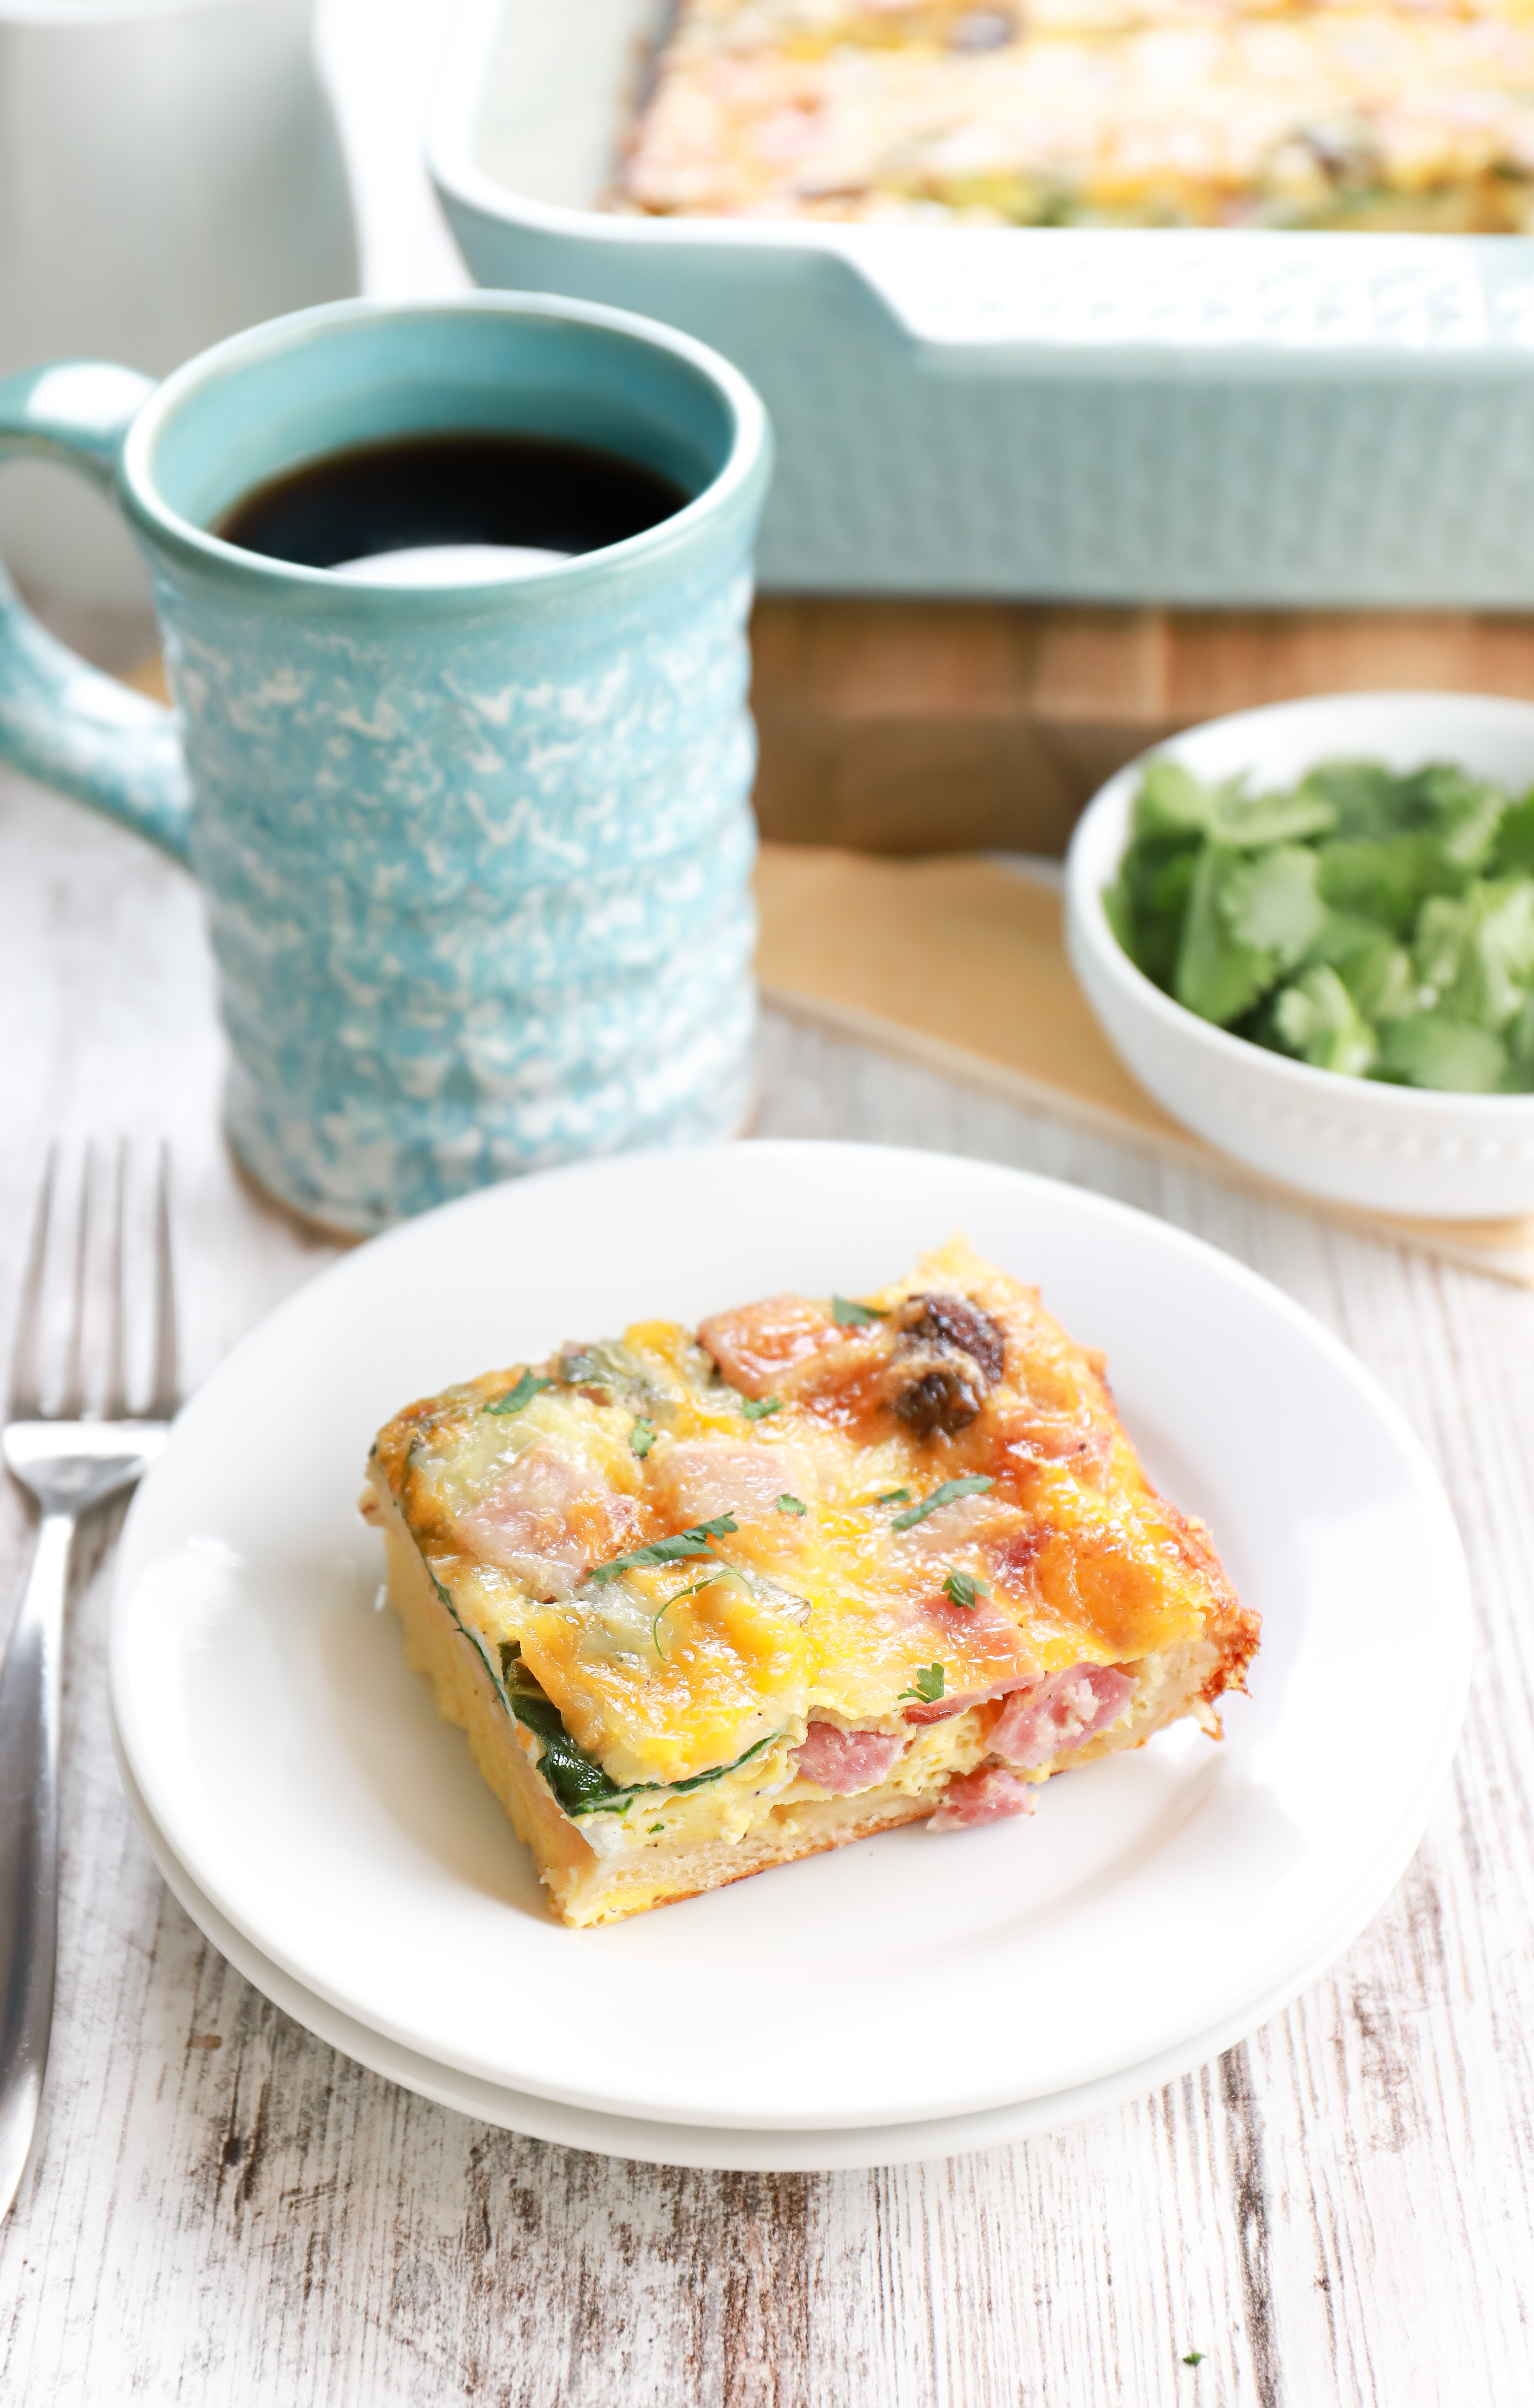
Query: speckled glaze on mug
0 297 771 1232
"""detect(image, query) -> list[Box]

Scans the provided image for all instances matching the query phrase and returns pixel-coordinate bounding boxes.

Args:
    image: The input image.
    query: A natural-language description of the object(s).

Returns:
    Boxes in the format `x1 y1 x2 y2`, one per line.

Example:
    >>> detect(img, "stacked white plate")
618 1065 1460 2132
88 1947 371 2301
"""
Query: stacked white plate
109 1144 1470 2171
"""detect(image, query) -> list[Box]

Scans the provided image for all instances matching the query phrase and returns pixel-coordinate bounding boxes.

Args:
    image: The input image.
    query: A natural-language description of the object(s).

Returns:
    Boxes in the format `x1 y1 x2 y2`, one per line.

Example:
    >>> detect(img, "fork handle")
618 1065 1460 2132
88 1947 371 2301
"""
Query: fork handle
0 1510 73 2221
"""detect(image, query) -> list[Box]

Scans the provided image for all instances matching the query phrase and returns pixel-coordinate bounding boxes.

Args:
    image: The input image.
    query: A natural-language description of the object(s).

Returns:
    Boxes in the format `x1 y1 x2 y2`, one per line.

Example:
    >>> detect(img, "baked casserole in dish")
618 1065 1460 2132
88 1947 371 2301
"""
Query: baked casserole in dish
432 0 1534 603
621 0 1534 231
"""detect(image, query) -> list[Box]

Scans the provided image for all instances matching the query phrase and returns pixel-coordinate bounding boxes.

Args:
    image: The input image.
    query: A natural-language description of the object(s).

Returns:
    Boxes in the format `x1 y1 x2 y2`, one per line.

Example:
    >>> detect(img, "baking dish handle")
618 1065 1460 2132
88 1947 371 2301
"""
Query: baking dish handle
830 229 1071 360
839 225 1534 372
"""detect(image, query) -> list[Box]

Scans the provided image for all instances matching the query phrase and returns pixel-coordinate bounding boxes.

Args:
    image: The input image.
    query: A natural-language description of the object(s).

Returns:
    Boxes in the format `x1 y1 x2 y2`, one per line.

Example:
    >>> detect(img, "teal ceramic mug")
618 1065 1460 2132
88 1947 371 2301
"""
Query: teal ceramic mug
0 296 772 1233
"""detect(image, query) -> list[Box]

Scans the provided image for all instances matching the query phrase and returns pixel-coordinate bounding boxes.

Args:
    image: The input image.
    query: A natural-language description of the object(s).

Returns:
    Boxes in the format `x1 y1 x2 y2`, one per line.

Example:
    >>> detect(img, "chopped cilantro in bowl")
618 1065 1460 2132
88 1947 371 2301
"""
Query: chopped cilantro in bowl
1105 755 1534 1093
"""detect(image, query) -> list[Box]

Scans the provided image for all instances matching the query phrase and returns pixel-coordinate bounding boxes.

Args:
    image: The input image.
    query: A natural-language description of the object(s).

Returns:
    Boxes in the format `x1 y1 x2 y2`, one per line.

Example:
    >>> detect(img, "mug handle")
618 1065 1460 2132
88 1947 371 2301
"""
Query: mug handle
0 363 192 866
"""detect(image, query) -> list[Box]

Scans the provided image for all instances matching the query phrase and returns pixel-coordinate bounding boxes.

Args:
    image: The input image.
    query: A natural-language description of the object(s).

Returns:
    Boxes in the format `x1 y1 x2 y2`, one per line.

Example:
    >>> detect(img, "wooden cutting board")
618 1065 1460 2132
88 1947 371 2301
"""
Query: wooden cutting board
749 596 1534 854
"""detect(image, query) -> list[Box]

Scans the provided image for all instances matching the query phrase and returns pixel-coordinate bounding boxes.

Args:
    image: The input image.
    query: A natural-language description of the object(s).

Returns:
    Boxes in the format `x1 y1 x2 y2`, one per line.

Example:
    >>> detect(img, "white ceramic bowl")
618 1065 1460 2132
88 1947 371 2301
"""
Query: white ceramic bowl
1065 691 1534 1220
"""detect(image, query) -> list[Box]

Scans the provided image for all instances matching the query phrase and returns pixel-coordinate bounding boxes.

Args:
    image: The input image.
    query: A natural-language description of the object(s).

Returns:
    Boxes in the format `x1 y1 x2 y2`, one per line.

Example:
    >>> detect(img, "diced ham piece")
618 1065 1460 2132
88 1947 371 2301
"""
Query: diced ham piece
990 1664 1134 1770
649 1437 816 1527
793 1723 906 1794
928 1766 1037 1831
896 1491 1018 1559
459 1446 636 1600
903 1673 1038 1727
697 1294 842 1399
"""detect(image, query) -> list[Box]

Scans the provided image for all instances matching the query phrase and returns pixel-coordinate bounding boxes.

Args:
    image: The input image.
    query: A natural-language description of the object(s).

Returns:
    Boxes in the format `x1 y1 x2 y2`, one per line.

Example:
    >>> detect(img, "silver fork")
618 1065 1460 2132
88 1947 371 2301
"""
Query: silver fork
0 1144 179 2221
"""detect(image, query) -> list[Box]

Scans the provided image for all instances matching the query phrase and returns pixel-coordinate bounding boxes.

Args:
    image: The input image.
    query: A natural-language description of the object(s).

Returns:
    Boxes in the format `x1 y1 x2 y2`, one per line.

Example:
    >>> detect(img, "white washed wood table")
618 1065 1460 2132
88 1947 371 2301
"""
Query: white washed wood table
1 761 1532 2408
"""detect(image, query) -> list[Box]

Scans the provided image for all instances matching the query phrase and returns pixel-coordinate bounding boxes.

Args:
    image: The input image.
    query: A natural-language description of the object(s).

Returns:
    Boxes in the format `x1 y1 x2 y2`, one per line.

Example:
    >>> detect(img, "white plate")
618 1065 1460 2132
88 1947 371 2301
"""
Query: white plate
112 1718 1405 2173
109 1142 1470 2134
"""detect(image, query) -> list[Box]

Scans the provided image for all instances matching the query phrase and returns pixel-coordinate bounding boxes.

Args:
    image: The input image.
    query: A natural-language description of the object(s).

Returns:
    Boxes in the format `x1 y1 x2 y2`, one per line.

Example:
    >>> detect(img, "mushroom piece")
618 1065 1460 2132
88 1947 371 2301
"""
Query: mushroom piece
946 7 1017 51
889 1293 1006 1438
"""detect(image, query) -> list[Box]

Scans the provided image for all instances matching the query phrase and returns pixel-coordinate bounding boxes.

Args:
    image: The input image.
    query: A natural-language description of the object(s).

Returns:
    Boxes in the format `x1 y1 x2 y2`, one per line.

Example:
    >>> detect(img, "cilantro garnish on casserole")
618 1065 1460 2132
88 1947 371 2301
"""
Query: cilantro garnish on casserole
361 1236 1257 1927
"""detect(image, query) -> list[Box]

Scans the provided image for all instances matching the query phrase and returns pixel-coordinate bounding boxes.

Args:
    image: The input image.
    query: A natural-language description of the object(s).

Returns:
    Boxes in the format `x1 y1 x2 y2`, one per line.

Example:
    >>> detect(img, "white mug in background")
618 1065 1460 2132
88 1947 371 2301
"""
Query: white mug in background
0 0 358 605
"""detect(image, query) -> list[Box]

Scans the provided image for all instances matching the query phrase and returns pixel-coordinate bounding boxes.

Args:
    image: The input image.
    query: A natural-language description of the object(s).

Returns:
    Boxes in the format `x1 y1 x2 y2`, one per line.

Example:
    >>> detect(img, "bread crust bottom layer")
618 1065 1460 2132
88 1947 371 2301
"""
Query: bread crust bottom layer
370 1474 1232 1928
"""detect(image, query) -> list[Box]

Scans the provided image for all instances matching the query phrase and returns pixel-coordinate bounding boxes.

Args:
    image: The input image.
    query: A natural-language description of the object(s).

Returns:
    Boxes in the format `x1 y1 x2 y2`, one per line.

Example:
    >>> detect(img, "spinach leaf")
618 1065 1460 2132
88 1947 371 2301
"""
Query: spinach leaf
506 1687 624 1815
425 1563 519 1719
425 1536 781 1823
558 1339 663 1404
512 1690 782 1821
485 1369 553 1416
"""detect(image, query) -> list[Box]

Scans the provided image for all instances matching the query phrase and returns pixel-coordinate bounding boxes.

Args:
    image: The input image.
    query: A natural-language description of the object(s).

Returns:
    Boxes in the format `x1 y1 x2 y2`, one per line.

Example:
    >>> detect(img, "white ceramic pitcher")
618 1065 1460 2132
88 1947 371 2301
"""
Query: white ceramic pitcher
0 0 358 602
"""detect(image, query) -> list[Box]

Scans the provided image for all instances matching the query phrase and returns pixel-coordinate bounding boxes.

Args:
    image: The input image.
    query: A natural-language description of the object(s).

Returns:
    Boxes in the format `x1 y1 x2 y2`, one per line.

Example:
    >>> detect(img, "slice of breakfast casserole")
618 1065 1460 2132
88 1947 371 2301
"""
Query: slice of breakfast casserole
361 1236 1257 1925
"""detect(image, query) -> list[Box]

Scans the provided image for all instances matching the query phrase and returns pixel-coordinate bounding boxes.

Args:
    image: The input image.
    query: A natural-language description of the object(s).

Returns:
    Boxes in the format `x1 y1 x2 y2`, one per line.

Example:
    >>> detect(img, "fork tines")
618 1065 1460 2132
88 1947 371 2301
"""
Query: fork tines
8 1143 178 1425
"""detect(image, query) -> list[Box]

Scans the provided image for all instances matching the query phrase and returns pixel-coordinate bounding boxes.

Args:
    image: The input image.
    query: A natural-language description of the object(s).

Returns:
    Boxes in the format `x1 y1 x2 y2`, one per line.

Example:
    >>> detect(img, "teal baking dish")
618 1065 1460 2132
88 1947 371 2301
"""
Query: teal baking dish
429 0 1534 605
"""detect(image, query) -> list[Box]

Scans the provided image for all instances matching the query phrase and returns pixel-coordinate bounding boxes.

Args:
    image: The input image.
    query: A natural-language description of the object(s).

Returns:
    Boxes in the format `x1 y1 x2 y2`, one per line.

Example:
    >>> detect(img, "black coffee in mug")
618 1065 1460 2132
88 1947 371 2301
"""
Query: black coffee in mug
212 430 690 583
